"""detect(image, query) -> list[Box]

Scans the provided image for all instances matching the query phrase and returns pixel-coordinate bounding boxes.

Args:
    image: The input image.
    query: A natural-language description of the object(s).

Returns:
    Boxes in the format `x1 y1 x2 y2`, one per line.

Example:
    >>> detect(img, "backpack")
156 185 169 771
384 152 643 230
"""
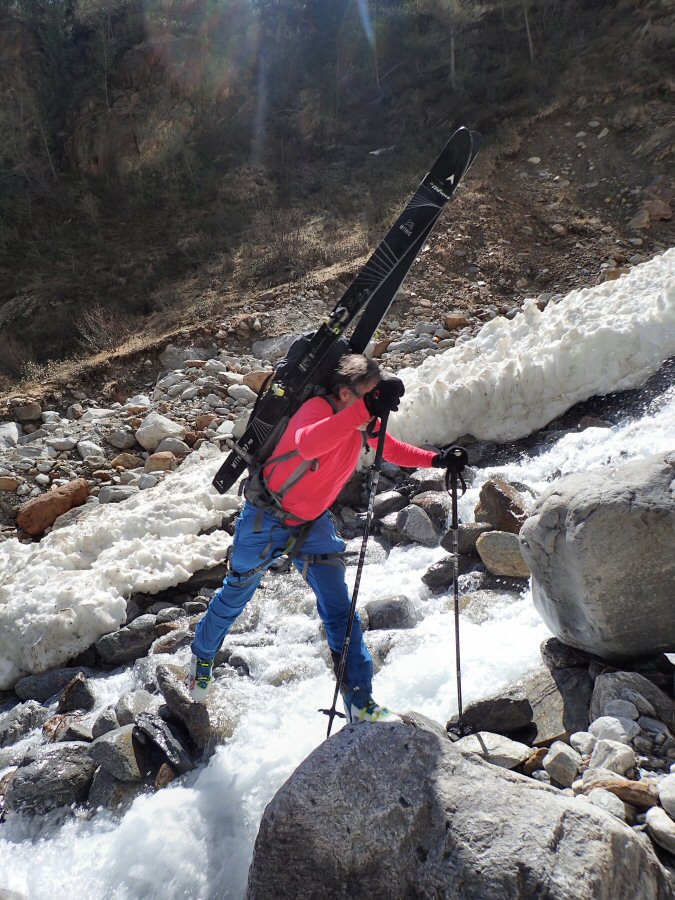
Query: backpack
240 332 352 521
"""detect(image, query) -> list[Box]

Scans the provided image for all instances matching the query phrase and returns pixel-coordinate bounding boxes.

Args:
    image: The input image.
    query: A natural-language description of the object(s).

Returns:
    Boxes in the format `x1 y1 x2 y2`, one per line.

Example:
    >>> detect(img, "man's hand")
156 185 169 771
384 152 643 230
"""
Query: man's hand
433 445 468 472
364 377 405 417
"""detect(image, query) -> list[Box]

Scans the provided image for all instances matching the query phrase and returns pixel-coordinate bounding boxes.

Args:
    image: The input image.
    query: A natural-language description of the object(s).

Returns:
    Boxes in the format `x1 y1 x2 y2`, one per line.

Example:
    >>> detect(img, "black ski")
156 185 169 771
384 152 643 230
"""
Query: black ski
212 127 482 495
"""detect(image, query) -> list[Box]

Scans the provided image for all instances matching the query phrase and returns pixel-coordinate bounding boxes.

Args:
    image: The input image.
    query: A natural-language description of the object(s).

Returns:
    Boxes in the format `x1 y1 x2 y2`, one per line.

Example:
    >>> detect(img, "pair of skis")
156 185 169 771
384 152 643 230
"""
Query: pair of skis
212 126 483 496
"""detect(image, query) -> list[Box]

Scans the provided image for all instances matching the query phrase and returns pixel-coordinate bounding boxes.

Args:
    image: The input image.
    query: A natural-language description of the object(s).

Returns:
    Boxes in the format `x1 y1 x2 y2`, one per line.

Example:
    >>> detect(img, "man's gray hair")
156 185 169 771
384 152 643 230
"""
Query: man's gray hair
330 354 380 394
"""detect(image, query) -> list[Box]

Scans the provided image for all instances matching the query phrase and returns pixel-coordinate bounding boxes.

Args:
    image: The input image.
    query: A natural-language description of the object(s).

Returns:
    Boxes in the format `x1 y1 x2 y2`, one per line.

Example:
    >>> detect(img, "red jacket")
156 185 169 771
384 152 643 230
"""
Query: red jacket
264 396 436 523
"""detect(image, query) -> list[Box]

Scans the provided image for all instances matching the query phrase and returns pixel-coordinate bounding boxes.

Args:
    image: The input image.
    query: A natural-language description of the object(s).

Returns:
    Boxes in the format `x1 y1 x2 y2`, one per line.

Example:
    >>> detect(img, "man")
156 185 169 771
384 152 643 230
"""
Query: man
188 354 455 723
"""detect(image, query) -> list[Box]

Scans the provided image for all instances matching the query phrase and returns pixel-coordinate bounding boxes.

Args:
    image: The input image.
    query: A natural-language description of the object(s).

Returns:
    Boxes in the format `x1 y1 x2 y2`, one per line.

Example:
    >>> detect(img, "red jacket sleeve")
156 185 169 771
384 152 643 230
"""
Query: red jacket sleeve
369 431 437 468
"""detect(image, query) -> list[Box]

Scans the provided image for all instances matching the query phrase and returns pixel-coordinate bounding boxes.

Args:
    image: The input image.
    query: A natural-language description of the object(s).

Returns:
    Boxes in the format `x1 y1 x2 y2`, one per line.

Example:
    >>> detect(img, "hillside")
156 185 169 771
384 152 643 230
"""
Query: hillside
0 0 673 404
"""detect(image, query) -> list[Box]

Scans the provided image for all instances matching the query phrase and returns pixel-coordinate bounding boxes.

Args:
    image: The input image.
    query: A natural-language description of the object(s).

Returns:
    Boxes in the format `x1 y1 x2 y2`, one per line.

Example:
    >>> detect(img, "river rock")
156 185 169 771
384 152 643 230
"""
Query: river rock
0 700 49 747
95 614 157 664
646 806 675 855
410 491 453 529
513 665 593 745
658 774 675 818
590 672 673 727
519 452 675 660
540 637 592 671
134 711 194 775
576 770 659 811
4 742 96 814
247 724 672 900
476 477 530 533
588 739 636 776
135 413 186 451
372 490 407 518
13 667 94 702
17 478 90 536
90 724 147 782
395 505 438 547
584 787 627 821
441 522 493 555
92 705 120 738
155 664 237 758
543 741 582 787
364 596 417 631
420 554 475 592
453 731 531 769
56 672 97 713
476 531 530 578
88 766 149 813
588 715 641 744
446 690 532 736
115 689 161 726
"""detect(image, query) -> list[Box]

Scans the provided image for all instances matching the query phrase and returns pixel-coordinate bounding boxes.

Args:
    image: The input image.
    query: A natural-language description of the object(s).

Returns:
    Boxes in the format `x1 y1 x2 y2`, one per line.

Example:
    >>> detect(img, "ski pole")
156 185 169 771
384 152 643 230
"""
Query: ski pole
320 411 389 738
442 446 468 737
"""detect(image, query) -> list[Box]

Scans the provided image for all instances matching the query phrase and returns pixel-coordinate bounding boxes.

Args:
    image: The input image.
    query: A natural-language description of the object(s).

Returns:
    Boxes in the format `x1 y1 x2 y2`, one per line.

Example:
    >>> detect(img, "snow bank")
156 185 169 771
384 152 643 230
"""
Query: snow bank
0 447 237 689
391 248 675 446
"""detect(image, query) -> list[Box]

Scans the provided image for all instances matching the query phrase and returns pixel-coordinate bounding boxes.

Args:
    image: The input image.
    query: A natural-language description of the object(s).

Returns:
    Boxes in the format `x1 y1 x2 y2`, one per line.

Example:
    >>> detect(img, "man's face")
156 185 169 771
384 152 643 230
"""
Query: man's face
336 376 380 411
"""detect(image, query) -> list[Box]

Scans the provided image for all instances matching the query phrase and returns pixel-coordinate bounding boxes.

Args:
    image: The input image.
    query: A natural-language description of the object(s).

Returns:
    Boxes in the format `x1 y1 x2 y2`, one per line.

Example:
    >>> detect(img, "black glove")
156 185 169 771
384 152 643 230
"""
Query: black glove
433 445 468 472
363 376 405 417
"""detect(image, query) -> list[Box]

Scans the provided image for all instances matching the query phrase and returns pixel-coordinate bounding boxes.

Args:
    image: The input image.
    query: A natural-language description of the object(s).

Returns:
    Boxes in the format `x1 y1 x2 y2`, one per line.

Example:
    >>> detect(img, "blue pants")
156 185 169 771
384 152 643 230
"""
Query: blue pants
192 502 373 694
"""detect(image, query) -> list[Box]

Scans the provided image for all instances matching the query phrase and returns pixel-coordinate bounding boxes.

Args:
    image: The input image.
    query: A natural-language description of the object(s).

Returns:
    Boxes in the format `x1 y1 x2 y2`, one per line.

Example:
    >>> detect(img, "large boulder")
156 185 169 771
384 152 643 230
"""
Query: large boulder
247 724 671 899
519 452 675 660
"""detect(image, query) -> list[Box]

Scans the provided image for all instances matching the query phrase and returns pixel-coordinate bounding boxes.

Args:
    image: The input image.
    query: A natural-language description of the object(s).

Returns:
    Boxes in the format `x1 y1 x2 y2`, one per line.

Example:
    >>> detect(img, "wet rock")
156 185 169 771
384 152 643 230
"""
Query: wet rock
88 766 150 813
372 490 407 518
155 664 238 758
115 689 161 726
476 478 530 534
92 706 120 739
410 491 452 530
90 725 148 782
441 522 493 555
405 468 447 495
134 711 194 775
17 478 90 536
395 505 438 547
0 700 49 747
14 667 95 702
364 596 417 631
476 531 530 578
95 614 158 665
4 742 96 814
56 672 97 713
421 554 475 592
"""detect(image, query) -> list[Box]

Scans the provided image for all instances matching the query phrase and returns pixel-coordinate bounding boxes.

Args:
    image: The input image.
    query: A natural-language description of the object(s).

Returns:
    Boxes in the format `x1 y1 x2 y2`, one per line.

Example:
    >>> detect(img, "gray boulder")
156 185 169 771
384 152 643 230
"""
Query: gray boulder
14 667 95 702
396 505 438 547
0 700 49 747
364 596 417 631
520 452 675 660
247 725 672 899
95 614 158 665
5 743 96 814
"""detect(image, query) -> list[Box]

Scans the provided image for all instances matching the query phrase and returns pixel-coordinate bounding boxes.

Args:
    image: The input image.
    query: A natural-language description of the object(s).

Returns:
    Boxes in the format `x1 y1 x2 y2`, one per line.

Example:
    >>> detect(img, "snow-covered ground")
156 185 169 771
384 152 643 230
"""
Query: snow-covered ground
0 250 673 899
394 247 675 445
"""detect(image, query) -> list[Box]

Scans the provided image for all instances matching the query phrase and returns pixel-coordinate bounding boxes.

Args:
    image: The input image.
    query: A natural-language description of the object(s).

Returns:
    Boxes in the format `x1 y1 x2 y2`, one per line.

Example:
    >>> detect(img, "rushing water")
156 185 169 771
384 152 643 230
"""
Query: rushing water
0 375 673 900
